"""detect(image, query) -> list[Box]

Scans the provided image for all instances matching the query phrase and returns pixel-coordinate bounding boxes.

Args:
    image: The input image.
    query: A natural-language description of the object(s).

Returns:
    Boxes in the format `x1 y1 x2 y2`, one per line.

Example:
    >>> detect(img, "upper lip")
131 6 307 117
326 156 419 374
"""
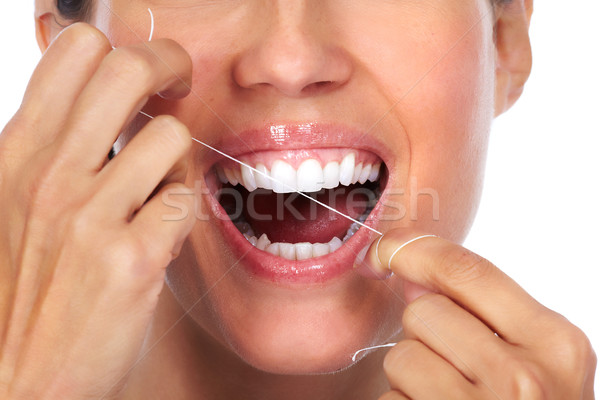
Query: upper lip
200 122 392 173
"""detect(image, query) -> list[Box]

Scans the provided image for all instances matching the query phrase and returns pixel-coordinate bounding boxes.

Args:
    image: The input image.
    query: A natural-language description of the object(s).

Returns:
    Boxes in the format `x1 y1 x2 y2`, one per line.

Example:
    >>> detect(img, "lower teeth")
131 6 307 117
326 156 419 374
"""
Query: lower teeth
234 205 374 261
241 233 343 260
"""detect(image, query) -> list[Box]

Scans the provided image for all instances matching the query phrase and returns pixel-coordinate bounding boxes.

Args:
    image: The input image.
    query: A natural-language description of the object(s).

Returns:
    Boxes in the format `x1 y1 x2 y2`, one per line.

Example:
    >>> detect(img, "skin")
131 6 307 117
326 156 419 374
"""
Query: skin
0 0 595 399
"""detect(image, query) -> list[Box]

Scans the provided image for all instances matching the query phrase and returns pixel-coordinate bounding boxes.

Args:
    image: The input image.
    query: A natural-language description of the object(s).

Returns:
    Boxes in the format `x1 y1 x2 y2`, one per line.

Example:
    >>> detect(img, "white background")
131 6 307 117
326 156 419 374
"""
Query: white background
1 1 599 393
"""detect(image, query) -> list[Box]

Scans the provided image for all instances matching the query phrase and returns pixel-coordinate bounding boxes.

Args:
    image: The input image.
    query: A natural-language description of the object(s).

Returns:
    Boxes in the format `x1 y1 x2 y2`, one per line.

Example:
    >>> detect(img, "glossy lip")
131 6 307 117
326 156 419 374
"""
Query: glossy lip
200 122 394 173
200 123 391 285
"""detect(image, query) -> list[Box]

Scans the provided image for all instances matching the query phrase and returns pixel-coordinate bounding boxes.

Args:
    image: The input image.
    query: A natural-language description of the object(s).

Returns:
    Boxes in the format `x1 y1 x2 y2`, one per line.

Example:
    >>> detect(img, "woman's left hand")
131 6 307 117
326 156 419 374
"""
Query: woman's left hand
364 230 596 399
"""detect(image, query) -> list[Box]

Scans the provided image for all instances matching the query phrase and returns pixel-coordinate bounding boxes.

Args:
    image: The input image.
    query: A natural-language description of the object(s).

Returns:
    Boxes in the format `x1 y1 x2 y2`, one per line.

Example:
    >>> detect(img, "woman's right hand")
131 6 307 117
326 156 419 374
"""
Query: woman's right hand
0 23 196 399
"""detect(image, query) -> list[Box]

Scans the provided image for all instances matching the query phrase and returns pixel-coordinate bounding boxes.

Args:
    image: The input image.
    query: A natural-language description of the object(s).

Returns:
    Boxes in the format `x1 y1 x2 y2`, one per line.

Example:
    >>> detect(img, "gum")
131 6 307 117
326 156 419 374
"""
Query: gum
215 148 382 170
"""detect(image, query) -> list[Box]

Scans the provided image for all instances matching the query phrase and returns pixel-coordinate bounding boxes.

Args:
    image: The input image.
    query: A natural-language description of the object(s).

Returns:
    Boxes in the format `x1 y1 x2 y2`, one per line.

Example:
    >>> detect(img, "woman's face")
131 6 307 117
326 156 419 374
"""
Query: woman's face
92 0 496 373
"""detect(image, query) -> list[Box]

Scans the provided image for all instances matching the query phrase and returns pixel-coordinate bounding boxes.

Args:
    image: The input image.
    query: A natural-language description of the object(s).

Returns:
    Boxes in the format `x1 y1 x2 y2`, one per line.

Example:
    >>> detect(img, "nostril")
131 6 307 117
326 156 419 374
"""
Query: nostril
242 80 339 98
302 80 337 95
312 81 334 89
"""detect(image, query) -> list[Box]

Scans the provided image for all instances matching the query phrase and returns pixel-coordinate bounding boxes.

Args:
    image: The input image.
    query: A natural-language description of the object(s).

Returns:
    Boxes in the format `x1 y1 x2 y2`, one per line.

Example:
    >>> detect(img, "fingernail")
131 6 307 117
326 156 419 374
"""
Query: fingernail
354 243 392 280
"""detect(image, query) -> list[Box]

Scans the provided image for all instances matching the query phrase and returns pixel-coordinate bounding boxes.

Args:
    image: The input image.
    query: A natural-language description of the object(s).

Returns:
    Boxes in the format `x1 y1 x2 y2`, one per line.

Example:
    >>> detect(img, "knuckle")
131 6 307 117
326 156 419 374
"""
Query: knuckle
66 214 156 284
58 23 110 54
103 236 148 276
554 323 596 374
509 363 546 400
104 47 156 90
435 246 497 287
68 208 98 240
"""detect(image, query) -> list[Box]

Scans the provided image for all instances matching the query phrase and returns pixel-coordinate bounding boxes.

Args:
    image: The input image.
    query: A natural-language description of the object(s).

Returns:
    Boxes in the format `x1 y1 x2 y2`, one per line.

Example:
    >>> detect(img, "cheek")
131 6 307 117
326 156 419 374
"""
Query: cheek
411 30 495 240
346 5 496 239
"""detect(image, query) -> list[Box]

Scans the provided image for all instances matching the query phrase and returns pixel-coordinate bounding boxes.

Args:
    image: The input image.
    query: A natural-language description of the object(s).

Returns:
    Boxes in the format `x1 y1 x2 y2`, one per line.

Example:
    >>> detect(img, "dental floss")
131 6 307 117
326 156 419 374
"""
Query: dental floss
147 8 155 41
385 234 437 270
351 343 397 362
109 8 153 49
137 111 383 236
374 235 385 266
197 138 385 236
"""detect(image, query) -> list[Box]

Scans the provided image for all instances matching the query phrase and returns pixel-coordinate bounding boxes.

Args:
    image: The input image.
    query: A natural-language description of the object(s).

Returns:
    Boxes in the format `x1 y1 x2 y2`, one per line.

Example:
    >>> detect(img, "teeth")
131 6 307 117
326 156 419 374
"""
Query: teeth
224 168 239 186
297 159 324 192
225 153 382 260
256 233 271 251
279 243 296 260
295 243 313 260
352 162 363 184
240 213 373 261
233 169 243 186
254 163 272 190
312 243 330 257
342 221 362 242
217 168 228 184
215 153 382 193
359 164 371 184
329 237 343 252
265 243 280 256
245 234 258 246
271 160 297 193
241 165 258 191
368 163 381 182
322 161 340 189
242 234 352 261
339 153 356 186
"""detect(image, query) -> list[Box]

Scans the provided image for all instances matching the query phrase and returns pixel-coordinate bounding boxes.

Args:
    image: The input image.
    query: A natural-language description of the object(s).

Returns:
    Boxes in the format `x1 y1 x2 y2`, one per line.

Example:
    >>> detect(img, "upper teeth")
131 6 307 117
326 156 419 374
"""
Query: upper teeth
216 153 381 193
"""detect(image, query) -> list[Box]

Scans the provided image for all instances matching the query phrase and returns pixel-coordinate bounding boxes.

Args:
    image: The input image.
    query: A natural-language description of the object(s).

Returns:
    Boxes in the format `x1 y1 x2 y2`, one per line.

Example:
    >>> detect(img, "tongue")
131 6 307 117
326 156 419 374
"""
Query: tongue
242 186 368 243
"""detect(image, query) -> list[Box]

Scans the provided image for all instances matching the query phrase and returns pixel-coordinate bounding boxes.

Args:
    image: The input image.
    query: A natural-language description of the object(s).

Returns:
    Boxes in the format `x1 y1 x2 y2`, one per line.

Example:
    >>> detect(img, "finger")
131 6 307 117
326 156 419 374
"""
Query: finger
15 23 111 146
402 293 510 389
365 229 546 343
94 115 191 220
383 339 476 399
129 182 196 275
59 38 192 170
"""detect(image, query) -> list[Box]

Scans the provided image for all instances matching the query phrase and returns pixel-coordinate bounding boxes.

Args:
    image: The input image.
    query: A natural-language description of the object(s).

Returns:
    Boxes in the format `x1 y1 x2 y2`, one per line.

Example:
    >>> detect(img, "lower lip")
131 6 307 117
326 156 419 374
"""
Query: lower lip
205 176 384 285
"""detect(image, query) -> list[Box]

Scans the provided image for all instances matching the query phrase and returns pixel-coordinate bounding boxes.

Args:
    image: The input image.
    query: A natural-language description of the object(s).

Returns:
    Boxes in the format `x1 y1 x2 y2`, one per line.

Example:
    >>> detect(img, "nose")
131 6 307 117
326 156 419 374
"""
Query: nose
232 3 352 97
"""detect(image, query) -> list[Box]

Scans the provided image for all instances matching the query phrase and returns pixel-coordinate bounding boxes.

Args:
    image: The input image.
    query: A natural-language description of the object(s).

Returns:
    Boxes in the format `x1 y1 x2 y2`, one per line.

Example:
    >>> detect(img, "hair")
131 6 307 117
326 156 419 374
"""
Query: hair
56 0 513 21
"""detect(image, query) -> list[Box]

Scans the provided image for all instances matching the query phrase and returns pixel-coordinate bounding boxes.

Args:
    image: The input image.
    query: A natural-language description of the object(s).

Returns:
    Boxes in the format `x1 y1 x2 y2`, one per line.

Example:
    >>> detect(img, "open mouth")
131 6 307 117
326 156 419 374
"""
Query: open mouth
206 148 387 282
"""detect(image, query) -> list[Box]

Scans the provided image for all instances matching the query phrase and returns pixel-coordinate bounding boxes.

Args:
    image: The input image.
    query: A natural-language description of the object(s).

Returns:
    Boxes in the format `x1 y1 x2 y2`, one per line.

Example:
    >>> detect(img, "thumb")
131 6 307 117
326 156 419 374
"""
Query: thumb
353 229 437 303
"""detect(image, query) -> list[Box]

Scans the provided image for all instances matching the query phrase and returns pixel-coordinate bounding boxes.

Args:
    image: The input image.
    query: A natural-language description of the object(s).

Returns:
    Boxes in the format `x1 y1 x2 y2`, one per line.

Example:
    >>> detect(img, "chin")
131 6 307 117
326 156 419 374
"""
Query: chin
219 296 399 375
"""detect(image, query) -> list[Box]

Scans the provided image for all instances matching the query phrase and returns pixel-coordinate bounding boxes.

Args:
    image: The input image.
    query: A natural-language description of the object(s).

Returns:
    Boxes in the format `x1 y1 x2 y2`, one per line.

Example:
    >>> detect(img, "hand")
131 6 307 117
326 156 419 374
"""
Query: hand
363 230 596 399
0 23 195 399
